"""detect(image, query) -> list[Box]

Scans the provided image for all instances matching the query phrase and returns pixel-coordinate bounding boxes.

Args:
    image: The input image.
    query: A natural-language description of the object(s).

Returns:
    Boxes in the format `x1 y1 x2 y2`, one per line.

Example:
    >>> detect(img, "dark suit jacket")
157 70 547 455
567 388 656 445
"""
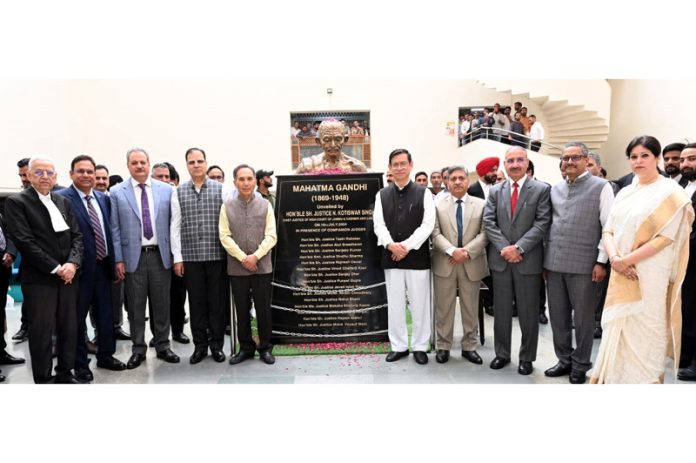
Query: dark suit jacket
467 180 485 200
0 213 17 257
4 187 83 285
482 178 551 275
56 185 116 281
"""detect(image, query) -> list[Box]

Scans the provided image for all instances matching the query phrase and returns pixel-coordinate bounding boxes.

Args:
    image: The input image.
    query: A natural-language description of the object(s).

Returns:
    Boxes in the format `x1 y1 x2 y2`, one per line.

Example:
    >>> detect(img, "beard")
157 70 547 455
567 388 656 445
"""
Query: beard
665 165 680 176
681 168 696 182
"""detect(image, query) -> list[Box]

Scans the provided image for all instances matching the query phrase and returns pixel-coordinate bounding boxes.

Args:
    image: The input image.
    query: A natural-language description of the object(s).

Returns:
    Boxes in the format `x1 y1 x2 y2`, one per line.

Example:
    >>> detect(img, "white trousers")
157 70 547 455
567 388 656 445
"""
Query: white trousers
384 268 432 352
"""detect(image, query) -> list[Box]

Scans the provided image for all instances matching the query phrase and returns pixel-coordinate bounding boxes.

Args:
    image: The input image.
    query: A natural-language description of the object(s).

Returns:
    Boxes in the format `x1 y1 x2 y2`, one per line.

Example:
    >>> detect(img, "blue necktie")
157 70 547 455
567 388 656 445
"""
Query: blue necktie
456 199 463 248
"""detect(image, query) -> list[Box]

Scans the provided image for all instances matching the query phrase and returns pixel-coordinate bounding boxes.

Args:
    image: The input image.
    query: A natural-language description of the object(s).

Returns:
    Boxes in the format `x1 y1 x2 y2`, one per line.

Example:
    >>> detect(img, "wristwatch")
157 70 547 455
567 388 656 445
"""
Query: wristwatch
514 244 524 254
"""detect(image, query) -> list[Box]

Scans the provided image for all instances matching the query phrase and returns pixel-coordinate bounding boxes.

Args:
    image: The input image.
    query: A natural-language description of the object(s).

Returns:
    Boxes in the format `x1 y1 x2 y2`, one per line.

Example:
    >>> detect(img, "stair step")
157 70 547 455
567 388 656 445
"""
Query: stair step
544 104 586 118
546 111 599 125
548 135 609 143
549 127 610 137
550 119 609 131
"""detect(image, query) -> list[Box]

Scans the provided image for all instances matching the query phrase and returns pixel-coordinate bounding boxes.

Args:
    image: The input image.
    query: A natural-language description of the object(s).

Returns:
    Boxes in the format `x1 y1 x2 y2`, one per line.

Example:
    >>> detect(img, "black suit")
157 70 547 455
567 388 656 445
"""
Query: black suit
468 180 493 310
5 187 83 383
679 179 696 367
0 214 18 351
467 181 485 200
56 186 117 369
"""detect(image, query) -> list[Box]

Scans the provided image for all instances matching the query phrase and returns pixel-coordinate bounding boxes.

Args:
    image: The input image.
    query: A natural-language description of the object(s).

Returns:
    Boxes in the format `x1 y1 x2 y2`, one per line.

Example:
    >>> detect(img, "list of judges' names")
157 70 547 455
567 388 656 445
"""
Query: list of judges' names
283 190 373 329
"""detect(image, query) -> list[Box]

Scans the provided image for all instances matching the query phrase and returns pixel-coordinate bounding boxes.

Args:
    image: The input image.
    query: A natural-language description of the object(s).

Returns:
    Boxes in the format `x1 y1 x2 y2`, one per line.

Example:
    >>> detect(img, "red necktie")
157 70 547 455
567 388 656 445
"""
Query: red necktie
511 182 519 219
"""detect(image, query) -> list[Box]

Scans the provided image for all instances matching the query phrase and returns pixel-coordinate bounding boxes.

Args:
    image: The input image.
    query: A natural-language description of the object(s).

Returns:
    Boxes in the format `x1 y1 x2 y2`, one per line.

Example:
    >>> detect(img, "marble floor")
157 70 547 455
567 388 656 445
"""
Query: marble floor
0 300 680 384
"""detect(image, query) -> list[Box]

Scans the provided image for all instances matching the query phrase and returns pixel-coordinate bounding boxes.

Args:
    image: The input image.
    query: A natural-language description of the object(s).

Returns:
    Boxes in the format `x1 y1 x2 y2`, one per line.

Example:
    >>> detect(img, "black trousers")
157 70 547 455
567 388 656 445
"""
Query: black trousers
75 259 115 369
170 272 187 335
0 263 10 350
230 273 272 354
680 261 696 367
530 141 541 152
23 280 78 383
184 260 227 350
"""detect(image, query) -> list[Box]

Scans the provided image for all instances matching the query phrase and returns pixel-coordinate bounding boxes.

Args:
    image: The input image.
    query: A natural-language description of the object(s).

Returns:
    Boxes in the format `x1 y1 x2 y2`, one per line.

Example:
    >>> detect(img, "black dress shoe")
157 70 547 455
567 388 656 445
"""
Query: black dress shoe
260 351 275 365
413 351 428 365
593 326 603 339
114 328 131 341
677 367 696 381
173 332 190 344
539 312 548 324
462 350 483 365
74 367 94 382
435 349 450 364
126 353 146 369
490 356 510 370
518 361 534 375
385 350 409 362
0 350 26 365
484 305 494 316
156 348 180 363
211 349 226 363
544 362 572 377
569 369 587 384
11 328 28 342
229 351 255 365
190 348 208 364
55 373 83 384
97 356 126 371
148 339 156 348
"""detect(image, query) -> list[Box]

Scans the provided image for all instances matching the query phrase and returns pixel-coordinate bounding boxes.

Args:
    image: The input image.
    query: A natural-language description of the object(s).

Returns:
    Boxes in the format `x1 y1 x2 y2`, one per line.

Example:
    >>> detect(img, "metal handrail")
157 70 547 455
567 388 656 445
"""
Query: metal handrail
459 126 563 153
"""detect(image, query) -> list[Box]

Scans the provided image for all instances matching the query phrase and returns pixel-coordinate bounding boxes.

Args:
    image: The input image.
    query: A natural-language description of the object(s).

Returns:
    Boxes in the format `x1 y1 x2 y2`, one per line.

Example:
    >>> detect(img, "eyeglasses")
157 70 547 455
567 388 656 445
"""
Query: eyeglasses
505 157 527 164
560 155 586 163
33 169 56 177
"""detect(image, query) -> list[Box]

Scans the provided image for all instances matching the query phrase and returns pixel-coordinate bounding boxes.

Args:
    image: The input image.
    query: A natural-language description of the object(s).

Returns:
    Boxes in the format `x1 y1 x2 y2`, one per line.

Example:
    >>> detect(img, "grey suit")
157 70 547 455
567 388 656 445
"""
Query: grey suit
483 177 551 362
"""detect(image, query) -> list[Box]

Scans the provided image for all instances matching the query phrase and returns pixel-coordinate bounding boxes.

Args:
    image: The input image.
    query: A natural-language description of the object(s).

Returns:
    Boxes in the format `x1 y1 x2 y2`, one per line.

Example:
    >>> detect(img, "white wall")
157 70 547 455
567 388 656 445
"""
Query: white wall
0 79 550 190
602 79 696 180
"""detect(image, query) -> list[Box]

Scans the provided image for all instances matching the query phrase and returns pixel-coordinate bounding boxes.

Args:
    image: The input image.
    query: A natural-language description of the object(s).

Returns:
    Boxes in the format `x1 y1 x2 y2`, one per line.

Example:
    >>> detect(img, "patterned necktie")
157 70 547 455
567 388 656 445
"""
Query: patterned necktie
139 184 154 240
511 182 519 219
0 225 6 252
85 195 107 260
456 199 463 248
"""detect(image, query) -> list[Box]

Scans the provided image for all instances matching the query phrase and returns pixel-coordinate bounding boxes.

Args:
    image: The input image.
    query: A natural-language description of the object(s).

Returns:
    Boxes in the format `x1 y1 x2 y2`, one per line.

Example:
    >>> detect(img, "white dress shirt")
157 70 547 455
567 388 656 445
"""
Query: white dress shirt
445 193 467 256
685 180 696 199
373 182 436 252
478 179 492 200
529 121 545 141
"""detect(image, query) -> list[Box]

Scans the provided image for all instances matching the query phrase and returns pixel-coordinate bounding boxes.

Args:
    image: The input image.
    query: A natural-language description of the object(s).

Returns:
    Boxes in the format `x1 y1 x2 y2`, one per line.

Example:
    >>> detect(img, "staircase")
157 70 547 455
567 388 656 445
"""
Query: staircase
476 80 611 156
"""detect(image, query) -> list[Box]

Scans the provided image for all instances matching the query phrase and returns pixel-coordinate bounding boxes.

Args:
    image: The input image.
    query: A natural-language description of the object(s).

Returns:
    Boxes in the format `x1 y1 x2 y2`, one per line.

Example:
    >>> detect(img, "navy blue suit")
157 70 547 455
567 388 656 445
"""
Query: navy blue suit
56 185 117 368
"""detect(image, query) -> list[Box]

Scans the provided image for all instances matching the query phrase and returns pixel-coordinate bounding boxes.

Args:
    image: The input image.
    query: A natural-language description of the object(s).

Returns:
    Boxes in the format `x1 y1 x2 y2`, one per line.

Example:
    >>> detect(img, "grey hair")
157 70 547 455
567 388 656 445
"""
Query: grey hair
587 151 602 165
126 147 150 162
563 141 589 156
448 165 469 176
505 145 527 157
28 156 56 171
151 163 169 171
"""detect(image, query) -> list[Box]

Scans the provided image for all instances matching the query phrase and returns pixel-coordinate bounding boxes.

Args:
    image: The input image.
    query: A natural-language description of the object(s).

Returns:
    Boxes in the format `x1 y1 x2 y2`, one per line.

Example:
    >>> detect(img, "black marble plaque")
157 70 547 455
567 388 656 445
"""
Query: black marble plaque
271 173 388 343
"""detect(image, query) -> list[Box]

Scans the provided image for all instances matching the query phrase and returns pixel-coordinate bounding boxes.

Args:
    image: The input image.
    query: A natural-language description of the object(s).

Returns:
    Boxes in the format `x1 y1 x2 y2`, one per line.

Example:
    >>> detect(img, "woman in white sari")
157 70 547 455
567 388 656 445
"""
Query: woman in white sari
591 136 694 384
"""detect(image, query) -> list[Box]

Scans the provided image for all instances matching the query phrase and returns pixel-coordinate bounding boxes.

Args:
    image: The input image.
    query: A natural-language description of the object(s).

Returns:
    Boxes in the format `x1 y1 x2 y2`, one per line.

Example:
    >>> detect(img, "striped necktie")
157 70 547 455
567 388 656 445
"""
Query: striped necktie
85 195 107 260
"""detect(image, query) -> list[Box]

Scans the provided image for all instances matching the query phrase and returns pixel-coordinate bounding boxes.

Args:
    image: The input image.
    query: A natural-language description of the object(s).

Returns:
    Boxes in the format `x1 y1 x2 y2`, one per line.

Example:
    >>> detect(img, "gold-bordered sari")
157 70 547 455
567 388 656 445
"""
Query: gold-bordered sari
590 177 694 384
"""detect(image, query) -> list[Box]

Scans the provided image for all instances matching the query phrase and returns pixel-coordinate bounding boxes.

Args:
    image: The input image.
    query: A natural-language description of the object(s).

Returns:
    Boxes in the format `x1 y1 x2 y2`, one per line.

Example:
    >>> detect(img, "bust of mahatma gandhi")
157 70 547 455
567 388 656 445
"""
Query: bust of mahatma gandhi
295 119 367 174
